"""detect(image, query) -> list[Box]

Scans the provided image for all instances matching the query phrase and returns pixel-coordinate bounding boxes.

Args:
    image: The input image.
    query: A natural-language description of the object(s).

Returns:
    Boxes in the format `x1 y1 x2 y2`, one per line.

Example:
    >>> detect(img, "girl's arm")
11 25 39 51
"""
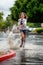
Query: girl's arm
23 19 27 26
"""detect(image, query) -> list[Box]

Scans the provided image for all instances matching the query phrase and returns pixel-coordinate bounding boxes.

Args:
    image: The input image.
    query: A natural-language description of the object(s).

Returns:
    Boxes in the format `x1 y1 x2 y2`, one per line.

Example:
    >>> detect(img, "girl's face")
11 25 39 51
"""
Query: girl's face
20 13 25 19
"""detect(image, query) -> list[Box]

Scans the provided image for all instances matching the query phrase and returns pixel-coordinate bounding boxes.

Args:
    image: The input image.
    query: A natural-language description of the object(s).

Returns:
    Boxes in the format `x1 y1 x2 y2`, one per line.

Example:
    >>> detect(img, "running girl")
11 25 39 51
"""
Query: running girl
18 12 28 47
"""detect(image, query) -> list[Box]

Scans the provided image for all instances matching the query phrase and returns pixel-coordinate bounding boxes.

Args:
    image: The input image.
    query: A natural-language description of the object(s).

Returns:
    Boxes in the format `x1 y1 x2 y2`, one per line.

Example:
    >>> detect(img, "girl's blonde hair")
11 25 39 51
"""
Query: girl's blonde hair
19 12 28 19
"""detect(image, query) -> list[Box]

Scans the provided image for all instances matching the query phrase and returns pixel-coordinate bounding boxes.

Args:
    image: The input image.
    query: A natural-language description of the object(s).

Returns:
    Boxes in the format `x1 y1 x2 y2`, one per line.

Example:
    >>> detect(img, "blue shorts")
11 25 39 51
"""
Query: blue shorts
20 29 27 35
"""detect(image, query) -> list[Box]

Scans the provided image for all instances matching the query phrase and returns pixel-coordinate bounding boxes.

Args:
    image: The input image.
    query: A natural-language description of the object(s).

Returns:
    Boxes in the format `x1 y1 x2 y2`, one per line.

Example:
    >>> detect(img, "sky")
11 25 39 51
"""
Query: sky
0 0 15 20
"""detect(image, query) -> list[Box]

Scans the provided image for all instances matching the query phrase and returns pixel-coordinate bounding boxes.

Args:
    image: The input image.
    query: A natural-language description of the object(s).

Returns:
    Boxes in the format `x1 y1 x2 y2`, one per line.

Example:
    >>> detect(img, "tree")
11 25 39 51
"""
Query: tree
0 12 3 20
10 0 43 22
0 12 7 30
6 15 15 29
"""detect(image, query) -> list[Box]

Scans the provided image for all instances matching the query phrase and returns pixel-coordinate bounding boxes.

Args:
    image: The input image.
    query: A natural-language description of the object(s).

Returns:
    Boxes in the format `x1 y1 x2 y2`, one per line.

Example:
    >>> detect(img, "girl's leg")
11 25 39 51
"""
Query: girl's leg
20 32 24 47
22 34 26 47
20 33 26 47
20 38 23 47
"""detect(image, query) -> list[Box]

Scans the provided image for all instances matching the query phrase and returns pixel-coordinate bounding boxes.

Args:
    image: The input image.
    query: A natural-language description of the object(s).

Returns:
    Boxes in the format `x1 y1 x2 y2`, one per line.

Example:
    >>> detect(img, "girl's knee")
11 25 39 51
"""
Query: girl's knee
21 32 24 37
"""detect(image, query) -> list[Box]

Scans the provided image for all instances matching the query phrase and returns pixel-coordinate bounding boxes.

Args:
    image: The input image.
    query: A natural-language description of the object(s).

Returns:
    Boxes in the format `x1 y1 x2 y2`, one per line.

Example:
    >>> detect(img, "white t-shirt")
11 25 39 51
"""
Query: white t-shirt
18 18 27 27
18 18 27 30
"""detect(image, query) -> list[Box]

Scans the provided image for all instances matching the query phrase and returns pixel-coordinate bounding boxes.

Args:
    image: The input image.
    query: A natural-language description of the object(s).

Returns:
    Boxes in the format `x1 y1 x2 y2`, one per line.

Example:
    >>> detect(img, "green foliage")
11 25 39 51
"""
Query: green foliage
27 22 41 27
0 12 7 31
0 21 7 30
0 12 3 20
0 12 17 31
6 15 15 29
33 28 43 33
10 0 43 22
27 22 34 27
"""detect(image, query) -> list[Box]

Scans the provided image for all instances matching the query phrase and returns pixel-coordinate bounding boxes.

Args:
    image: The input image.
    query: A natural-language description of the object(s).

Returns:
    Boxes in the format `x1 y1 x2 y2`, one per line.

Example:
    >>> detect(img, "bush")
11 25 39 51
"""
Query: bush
27 22 41 28
33 28 43 33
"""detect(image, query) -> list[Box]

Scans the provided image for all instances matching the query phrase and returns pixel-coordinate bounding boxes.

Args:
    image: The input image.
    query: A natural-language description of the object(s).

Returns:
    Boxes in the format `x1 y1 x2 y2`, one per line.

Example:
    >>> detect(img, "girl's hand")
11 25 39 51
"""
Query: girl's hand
17 25 21 29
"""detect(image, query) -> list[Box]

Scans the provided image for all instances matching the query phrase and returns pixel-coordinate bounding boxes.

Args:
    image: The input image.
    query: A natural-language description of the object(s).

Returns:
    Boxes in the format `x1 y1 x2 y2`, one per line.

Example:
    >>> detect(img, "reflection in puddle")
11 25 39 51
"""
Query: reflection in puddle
20 50 26 65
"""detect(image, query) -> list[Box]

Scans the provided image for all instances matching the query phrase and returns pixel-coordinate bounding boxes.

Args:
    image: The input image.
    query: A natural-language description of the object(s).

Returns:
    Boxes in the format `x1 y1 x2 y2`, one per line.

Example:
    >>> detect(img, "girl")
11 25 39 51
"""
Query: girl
18 12 27 47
